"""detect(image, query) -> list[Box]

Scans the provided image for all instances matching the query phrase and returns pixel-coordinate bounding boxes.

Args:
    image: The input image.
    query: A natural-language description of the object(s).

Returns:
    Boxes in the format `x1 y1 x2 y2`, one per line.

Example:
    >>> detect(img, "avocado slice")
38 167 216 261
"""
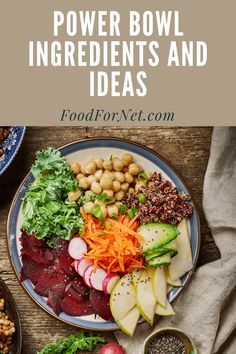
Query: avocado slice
148 253 171 267
138 223 179 255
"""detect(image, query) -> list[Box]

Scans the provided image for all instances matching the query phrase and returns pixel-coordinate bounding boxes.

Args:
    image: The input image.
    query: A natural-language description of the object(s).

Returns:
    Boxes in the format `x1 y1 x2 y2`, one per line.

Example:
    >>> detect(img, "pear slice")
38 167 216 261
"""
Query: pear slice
164 266 182 287
152 266 167 308
136 269 156 325
169 218 193 281
110 273 136 322
117 306 140 336
156 300 175 316
131 269 142 289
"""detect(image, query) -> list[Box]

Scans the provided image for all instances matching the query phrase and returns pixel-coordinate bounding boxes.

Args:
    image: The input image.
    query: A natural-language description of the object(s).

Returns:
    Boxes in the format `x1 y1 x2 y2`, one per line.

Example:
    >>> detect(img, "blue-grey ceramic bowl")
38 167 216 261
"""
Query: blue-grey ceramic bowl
0 126 26 175
7 138 200 331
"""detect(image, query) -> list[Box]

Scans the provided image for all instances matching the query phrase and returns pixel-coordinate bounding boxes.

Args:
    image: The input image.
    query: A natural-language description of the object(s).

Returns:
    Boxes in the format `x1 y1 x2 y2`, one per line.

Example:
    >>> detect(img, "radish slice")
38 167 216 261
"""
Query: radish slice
83 265 93 287
68 237 87 260
77 257 93 277
90 267 107 291
73 259 82 273
103 273 120 294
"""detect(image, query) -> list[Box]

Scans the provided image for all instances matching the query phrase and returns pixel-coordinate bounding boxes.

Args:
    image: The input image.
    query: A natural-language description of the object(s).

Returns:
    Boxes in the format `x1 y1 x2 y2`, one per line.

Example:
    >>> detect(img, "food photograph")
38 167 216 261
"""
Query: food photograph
0 127 235 354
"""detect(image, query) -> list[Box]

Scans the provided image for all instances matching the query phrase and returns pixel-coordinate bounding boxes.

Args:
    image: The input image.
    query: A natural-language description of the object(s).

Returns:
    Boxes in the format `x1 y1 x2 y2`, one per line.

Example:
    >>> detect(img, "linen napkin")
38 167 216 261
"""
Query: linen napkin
115 127 236 354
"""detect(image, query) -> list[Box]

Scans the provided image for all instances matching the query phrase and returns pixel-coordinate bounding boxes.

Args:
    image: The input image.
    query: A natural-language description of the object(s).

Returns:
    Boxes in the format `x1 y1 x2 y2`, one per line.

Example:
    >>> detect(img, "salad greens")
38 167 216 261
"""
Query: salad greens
37 332 106 354
22 147 84 243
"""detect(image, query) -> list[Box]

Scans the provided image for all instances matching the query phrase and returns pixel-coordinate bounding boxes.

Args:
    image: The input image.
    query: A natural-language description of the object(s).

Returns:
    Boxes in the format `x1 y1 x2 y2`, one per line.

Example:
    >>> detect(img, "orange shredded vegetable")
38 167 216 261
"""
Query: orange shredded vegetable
80 207 144 274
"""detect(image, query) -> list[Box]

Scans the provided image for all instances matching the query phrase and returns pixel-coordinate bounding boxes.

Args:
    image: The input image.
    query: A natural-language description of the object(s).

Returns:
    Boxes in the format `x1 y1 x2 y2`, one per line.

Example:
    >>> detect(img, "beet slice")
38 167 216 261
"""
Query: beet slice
61 294 94 316
47 283 67 315
20 255 47 285
57 254 77 278
89 289 114 321
20 234 54 265
70 278 90 297
34 270 69 297
65 286 87 303
21 229 46 247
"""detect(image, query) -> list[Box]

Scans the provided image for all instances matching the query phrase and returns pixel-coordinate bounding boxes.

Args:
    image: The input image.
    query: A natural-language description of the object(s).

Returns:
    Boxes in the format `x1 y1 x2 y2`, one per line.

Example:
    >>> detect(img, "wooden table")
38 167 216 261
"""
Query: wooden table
0 127 220 353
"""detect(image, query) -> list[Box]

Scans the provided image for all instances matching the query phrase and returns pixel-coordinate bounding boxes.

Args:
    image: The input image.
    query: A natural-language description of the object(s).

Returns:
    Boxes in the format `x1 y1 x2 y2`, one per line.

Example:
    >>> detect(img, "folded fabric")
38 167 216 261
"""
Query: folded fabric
115 127 236 354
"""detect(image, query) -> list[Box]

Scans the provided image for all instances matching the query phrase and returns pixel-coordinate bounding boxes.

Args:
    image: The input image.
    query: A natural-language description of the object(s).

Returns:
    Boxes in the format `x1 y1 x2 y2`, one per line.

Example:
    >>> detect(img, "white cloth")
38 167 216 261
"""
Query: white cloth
115 127 236 354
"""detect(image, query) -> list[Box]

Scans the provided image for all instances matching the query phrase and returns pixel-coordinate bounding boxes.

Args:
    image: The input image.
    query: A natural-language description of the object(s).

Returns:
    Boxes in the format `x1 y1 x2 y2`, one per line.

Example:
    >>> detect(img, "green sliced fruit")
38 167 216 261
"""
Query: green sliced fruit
138 223 179 254
152 266 167 308
110 273 136 322
117 306 140 336
131 270 142 289
136 269 156 325
165 267 182 287
156 300 175 316
168 218 193 281
148 253 171 267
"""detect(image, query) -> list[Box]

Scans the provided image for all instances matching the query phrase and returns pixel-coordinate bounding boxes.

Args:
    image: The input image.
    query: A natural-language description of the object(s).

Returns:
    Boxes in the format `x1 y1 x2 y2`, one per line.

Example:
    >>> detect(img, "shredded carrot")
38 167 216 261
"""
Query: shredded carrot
80 208 144 274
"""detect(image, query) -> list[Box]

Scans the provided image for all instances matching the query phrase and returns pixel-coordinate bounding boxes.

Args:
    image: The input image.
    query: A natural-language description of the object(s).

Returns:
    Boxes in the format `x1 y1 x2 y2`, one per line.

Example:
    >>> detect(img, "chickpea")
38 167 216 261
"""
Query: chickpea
125 172 134 184
70 162 81 174
94 169 103 181
103 189 114 198
91 181 102 194
128 163 140 176
135 181 144 191
100 176 113 190
80 165 87 175
107 204 118 218
76 173 85 182
83 201 95 213
112 180 121 192
103 160 113 171
87 175 97 186
84 161 97 175
100 205 108 218
103 171 115 180
94 157 104 169
68 190 81 202
128 187 135 193
79 177 90 189
85 190 95 200
112 157 124 172
115 190 124 201
121 182 129 192
115 201 122 208
113 172 125 183
121 152 133 166
146 171 153 180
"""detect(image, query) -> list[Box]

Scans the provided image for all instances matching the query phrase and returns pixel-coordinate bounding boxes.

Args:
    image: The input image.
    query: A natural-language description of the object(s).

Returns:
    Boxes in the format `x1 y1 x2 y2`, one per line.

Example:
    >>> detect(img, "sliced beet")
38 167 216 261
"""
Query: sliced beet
20 255 47 285
53 239 70 256
47 283 66 315
20 234 54 265
57 254 77 278
34 269 69 297
21 229 46 247
89 289 114 321
61 294 94 316
70 278 90 297
66 286 87 303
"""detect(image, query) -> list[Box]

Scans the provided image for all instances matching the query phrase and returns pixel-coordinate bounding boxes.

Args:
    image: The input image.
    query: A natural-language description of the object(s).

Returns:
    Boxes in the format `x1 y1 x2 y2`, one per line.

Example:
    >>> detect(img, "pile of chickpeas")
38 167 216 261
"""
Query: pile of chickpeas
0 298 16 354
68 152 147 218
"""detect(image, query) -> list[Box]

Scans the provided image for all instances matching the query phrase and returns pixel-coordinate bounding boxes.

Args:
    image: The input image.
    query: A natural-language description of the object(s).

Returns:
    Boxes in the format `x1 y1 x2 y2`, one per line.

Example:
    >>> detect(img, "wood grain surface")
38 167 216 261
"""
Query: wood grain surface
0 127 220 353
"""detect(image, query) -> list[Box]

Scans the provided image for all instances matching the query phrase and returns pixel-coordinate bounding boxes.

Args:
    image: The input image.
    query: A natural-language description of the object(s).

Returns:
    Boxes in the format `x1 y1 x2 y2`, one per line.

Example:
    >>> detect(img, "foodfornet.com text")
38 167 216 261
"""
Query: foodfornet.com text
60 108 175 123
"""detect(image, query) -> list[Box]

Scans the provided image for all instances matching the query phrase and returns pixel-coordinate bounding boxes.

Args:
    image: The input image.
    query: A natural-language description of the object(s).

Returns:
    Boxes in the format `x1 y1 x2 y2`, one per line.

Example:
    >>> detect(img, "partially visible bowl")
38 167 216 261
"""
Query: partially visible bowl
142 327 197 354
0 278 22 354
0 126 25 176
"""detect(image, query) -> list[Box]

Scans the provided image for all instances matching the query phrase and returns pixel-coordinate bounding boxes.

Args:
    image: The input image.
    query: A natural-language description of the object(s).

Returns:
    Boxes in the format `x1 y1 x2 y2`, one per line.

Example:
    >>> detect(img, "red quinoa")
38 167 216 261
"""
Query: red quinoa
125 172 193 226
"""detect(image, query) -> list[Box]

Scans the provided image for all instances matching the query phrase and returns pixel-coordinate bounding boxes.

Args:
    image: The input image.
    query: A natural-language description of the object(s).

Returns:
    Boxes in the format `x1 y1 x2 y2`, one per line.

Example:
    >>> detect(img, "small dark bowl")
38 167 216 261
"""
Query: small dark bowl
0 278 22 354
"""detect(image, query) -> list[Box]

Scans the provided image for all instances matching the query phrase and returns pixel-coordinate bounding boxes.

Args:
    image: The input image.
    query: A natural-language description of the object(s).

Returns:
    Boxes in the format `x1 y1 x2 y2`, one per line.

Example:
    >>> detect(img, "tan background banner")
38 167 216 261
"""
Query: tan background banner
1 0 235 126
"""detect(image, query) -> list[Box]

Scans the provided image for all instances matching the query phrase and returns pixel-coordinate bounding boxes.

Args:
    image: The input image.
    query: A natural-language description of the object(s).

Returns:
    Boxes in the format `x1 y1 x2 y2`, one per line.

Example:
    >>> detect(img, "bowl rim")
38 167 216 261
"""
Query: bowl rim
6 137 201 331
0 278 22 354
142 326 198 353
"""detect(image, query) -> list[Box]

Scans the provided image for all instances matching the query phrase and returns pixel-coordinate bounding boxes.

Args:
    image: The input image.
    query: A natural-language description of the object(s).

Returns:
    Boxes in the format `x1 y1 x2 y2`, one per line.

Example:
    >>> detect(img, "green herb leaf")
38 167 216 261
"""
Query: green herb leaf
37 332 106 354
138 172 148 184
97 193 107 201
22 147 84 243
91 204 104 221
119 204 128 214
127 207 138 219
138 193 146 204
